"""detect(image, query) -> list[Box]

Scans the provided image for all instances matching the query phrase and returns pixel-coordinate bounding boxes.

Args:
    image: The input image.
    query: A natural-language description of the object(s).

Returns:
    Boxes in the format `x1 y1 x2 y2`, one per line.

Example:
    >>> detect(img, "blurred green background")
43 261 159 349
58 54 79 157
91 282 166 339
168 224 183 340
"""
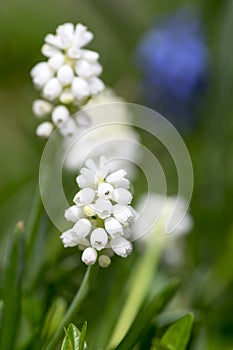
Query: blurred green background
1 0 233 349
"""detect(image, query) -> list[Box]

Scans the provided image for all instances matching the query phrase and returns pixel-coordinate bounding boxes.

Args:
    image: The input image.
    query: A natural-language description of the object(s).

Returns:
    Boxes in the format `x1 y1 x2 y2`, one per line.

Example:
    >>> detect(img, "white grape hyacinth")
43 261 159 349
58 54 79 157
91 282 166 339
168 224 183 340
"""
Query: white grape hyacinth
31 22 105 138
60 156 138 267
134 193 193 266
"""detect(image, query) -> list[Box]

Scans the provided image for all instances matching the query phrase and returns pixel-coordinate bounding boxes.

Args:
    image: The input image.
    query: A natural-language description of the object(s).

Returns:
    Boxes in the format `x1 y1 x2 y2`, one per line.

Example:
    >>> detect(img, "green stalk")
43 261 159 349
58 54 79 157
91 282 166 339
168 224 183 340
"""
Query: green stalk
44 265 97 350
108 226 167 349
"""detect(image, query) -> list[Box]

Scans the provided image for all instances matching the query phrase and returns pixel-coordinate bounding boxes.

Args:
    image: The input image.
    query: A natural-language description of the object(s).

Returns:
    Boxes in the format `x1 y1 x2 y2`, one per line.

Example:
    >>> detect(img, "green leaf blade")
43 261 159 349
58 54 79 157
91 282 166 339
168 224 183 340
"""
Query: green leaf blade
42 297 67 342
79 321 87 350
160 313 194 350
0 221 25 350
114 278 180 350
61 323 87 350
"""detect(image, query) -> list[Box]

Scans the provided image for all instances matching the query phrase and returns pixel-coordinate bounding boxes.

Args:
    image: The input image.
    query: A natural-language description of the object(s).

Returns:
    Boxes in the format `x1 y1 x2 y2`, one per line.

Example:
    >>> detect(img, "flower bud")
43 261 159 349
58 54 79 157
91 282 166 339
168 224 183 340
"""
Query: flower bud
71 77 89 100
52 105 70 126
75 59 102 78
31 62 53 89
48 53 65 71
59 88 74 104
89 76 105 94
81 247 97 265
42 44 60 58
58 118 78 137
32 99 53 118
74 23 94 48
36 122 53 138
81 49 99 62
98 255 111 268
57 65 74 86
43 78 62 101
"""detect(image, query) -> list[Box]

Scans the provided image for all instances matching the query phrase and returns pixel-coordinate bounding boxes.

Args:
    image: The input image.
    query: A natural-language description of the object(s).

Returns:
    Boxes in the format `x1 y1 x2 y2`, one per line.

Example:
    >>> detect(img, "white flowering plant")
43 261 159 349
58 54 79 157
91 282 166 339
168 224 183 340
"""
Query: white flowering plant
0 21 196 350
61 156 138 267
31 23 104 138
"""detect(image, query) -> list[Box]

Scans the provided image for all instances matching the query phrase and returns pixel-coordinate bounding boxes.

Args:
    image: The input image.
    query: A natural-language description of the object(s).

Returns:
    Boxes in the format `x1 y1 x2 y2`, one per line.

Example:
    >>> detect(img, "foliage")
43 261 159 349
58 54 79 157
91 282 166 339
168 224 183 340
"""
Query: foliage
0 0 233 349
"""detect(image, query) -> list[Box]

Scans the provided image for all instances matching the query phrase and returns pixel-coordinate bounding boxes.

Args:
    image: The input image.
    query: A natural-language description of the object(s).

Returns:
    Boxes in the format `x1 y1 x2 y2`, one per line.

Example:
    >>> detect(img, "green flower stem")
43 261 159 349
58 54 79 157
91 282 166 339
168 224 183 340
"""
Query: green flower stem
44 265 97 350
108 226 167 349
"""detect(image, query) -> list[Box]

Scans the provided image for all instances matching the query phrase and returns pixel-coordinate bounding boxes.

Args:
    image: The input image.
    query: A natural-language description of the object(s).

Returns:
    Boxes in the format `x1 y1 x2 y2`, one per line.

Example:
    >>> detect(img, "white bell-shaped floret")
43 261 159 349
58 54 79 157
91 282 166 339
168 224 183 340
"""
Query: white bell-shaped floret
90 228 108 251
73 218 92 238
113 204 136 224
112 188 132 205
64 205 84 223
60 229 79 248
90 198 112 219
97 183 114 199
106 169 127 185
111 237 132 257
104 217 123 238
73 188 96 206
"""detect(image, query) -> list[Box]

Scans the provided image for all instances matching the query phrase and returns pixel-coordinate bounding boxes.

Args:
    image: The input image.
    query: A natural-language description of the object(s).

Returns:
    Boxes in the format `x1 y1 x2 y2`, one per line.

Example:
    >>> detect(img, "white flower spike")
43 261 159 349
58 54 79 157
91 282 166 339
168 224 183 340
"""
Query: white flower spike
61 157 138 266
31 22 105 138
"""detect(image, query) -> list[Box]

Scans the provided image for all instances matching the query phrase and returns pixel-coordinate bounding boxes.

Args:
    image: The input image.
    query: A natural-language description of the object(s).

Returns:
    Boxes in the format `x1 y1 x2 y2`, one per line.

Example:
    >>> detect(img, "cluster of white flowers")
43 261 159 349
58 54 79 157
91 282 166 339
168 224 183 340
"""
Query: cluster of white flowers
60 157 138 267
31 23 105 138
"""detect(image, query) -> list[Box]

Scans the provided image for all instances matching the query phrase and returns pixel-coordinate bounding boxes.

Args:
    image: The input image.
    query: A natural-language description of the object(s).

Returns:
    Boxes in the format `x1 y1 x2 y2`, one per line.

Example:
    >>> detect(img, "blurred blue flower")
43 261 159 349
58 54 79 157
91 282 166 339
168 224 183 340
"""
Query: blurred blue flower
135 9 210 130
